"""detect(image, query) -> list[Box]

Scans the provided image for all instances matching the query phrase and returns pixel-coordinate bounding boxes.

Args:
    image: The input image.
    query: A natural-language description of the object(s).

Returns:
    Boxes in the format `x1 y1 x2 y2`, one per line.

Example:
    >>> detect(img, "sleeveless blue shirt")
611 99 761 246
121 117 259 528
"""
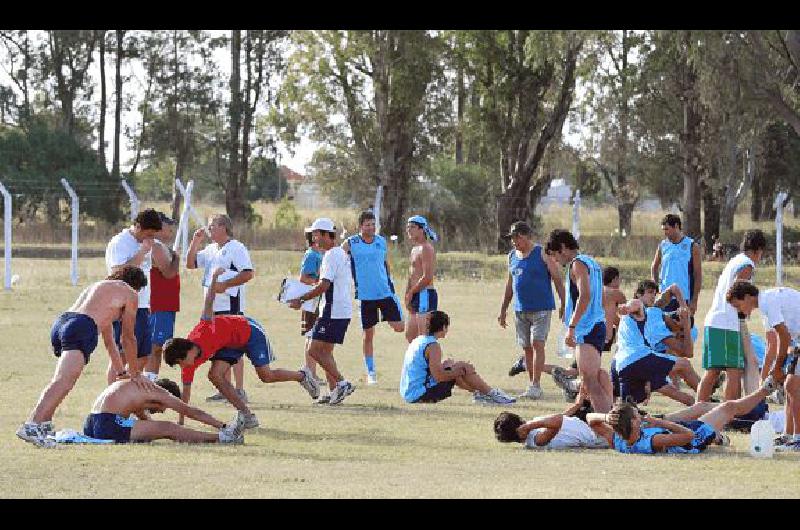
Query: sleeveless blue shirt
347 234 394 300
399 335 439 403
614 313 655 372
563 254 605 339
659 236 695 301
509 245 556 312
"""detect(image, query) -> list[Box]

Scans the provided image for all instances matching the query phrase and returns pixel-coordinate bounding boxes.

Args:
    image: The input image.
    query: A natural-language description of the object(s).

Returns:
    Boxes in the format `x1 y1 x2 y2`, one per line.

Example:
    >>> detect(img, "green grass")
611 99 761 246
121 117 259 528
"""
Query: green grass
2 252 800 498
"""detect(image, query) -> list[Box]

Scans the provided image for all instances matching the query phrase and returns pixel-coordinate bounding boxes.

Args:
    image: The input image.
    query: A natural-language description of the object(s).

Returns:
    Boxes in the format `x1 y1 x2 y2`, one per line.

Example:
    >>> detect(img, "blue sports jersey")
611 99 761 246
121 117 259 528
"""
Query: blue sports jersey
644 306 678 360
509 245 556 312
659 236 695 302
347 234 394 300
399 335 439 403
615 314 655 372
564 254 606 341
613 421 715 455
300 248 323 280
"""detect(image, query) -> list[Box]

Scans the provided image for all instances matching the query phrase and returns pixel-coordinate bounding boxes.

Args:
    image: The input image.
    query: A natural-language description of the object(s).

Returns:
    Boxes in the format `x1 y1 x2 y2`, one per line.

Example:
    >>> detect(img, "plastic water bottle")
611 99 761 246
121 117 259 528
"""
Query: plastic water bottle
750 419 775 458
556 325 573 359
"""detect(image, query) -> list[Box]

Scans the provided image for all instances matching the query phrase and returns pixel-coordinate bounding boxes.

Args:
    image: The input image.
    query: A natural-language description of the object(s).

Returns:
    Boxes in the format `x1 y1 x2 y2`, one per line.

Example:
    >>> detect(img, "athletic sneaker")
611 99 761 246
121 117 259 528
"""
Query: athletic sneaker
235 411 260 430
16 423 56 448
328 381 356 405
768 387 786 405
775 441 800 452
299 367 321 399
218 424 244 444
716 433 731 446
472 392 492 405
206 391 227 402
206 389 248 404
774 434 792 446
316 394 331 404
366 372 378 386
761 375 778 393
237 389 248 404
40 421 55 437
712 371 727 393
508 356 526 377
487 388 517 405
551 366 578 399
519 383 543 400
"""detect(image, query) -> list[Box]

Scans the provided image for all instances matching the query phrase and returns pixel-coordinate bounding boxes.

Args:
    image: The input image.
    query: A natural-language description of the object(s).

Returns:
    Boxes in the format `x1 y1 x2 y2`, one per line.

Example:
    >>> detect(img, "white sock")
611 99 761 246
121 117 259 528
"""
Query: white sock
792 434 800 443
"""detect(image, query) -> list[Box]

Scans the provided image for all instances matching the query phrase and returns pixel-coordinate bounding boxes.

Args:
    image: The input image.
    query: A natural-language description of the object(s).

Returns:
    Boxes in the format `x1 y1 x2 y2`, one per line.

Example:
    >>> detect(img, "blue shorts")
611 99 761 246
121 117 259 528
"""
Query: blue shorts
410 288 438 314
311 317 350 345
577 321 606 354
618 354 676 404
210 318 275 368
83 412 136 443
675 420 717 452
50 312 99 364
360 295 403 329
414 380 456 403
113 308 152 358
150 311 176 347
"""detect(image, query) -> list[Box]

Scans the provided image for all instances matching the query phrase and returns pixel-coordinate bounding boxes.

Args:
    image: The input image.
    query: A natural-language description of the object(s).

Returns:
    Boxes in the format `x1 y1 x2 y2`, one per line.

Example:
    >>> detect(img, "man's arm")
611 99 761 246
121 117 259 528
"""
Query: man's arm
178 382 192 425
498 273 514 328
519 414 564 447
120 291 141 376
647 417 695 451
544 251 566 317
661 308 693 357
690 243 702 315
109 238 153 274
215 270 254 290
771 323 792 384
217 243 254 289
186 229 207 270
655 283 686 309
202 269 224 320
426 343 465 382
586 413 615 446
152 241 179 279
152 387 225 429
651 246 662 285
565 261 590 346
100 324 126 375
762 330 778 380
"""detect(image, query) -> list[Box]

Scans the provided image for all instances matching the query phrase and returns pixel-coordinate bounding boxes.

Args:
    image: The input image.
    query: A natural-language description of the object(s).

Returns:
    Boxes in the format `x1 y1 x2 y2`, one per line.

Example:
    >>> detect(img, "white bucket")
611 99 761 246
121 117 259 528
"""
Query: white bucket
750 419 775 458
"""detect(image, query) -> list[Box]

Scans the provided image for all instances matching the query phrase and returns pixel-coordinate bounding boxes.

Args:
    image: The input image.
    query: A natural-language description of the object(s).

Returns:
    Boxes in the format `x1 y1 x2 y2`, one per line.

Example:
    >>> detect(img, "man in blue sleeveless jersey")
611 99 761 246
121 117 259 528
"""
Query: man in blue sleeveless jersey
342 211 404 385
498 221 565 399
651 214 702 321
546 229 612 414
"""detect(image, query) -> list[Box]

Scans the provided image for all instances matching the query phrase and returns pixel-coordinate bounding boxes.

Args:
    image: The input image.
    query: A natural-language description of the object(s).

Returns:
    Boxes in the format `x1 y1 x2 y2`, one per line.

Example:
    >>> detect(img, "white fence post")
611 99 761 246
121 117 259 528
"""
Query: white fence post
373 184 383 235
0 181 11 291
121 179 139 222
572 189 581 241
175 178 205 229
174 180 195 263
60 178 79 286
775 191 788 287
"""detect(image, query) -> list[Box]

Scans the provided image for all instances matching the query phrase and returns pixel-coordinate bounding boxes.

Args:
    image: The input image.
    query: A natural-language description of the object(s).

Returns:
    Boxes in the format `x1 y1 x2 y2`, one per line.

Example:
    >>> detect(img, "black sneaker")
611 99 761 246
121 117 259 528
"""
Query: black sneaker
508 356 526 377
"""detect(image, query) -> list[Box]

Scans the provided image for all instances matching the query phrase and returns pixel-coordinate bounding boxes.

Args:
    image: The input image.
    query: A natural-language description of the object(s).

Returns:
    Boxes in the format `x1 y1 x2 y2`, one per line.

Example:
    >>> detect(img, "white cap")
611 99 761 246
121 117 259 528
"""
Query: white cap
309 217 335 232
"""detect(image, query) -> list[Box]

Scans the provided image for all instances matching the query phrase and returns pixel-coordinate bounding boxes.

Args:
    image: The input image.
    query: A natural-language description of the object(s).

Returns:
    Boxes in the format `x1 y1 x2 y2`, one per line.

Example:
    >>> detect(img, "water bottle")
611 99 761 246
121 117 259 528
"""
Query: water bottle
556 325 573 359
750 419 775 458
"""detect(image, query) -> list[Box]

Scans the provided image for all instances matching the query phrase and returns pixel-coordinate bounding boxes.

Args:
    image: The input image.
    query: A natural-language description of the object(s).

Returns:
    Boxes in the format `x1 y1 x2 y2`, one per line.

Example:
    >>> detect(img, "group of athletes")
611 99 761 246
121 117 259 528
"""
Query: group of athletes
14 208 800 457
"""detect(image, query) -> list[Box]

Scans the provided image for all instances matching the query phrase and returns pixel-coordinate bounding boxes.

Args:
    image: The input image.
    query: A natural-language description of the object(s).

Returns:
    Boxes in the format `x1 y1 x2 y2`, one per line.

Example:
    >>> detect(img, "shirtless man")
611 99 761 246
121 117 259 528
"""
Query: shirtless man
17 266 148 448
404 215 438 343
602 267 627 352
83 378 242 444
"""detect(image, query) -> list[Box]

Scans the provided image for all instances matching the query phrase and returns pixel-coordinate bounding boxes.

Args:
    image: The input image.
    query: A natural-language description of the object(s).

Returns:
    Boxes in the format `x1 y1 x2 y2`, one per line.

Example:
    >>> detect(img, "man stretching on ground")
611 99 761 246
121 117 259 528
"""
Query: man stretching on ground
404 215 438 343
83 378 242 444
165 268 319 429
17 266 148 448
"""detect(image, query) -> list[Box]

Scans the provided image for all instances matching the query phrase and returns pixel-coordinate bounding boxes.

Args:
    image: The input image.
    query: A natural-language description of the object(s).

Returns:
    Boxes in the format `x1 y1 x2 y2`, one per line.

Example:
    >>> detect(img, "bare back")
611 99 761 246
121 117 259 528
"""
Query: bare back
408 242 436 288
68 280 138 329
603 286 626 340
91 379 161 416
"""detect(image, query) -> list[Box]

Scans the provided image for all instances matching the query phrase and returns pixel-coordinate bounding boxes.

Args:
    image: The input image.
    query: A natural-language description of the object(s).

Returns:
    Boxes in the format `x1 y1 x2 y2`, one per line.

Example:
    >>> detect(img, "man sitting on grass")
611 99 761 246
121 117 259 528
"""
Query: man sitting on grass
399 310 516 405
83 377 242 444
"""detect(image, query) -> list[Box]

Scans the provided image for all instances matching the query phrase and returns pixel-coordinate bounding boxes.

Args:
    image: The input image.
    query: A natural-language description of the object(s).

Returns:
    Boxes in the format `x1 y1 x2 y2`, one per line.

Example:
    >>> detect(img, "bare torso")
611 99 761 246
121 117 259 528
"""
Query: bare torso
408 242 436 289
603 286 626 341
67 280 138 329
90 379 154 416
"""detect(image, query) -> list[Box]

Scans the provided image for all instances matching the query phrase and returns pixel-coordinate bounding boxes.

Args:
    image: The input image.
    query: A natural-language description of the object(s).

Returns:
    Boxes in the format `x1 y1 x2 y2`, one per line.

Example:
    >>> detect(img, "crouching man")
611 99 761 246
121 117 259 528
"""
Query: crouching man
83 377 242 444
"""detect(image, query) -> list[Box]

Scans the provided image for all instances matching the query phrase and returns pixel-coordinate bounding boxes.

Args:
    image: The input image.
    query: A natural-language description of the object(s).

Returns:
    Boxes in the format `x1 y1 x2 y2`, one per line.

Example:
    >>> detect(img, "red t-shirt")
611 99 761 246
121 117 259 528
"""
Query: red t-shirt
181 316 252 384
150 267 180 312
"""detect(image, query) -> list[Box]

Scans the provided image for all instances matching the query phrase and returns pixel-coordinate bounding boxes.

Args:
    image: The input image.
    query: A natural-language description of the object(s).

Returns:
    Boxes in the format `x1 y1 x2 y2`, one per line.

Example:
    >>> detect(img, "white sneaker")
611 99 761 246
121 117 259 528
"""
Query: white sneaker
488 388 517 405
16 423 57 448
472 392 491 405
218 424 244 444
299 367 321 399
519 383 543 400
329 381 355 405
235 411 260 430
316 393 331 404
762 375 778 393
366 372 378 385
40 421 55 437
768 387 786 405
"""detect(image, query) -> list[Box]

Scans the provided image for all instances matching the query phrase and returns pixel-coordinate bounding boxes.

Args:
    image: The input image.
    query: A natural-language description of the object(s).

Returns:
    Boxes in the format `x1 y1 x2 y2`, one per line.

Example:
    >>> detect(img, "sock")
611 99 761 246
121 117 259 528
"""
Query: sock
143 371 158 382
364 355 375 374
792 434 800 443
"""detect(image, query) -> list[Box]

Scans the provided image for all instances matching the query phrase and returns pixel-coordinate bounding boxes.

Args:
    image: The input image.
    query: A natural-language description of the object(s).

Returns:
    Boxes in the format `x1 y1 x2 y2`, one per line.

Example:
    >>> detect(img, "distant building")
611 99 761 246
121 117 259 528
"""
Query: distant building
278 165 305 200
538 178 573 207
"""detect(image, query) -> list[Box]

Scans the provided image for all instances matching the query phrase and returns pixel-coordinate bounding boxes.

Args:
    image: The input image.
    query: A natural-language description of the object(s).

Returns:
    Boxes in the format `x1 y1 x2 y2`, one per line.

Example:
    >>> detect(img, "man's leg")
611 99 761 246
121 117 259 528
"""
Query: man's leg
453 363 492 395
697 387 771 433
724 368 743 401
522 346 534 381
664 401 717 422
655 383 695 406
145 344 163 376
670 357 700 391
786 375 800 438
29 350 85 423
208 361 250 414
309 340 343 384
696 369 721 402
254 364 303 384
576 344 611 413
130 419 219 443
531 341 546 385
404 311 419 343
304 337 318 376
363 325 377 378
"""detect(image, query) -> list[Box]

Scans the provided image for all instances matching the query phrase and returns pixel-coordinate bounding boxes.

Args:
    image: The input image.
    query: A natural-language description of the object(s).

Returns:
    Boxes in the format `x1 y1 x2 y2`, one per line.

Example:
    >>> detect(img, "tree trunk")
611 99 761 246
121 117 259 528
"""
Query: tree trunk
226 30 245 224
751 170 763 221
466 80 480 165
169 31 181 221
112 30 123 179
681 98 703 240
702 165 721 254
97 31 107 169
455 62 464 165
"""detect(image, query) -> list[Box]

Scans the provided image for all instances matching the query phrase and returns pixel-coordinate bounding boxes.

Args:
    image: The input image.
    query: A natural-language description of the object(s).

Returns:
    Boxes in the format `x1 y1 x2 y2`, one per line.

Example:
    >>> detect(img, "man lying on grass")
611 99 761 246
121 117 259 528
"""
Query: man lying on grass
587 377 776 455
399 310 516 405
83 377 242 444
164 268 319 430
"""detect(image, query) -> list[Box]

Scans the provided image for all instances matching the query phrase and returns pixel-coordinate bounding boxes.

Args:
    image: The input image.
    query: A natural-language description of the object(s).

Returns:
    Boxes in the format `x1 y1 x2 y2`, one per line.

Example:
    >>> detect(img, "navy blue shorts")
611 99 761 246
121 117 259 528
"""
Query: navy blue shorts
150 311 176 347
50 312 99 364
618 354 676 404
211 318 275 368
311 317 351 345
676 420 717 452
83 412 136 443
410 288 438 314
113 307 152 358
727 400 769 432
578 321 607 354
414 380 456 403
360 295 403 329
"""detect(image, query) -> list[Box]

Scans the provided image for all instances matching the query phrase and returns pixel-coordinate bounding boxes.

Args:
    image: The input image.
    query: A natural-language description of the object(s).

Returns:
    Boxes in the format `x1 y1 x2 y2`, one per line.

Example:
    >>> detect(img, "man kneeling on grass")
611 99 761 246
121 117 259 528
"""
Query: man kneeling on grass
83 378 242 444
399 310 516 405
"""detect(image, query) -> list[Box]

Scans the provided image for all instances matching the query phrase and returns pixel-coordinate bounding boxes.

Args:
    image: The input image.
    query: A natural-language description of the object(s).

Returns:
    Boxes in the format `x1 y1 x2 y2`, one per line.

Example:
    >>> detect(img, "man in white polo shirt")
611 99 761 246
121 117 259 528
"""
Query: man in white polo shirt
289 218 356 405
727 280 800 450
187 213 254 402
105 208 163 380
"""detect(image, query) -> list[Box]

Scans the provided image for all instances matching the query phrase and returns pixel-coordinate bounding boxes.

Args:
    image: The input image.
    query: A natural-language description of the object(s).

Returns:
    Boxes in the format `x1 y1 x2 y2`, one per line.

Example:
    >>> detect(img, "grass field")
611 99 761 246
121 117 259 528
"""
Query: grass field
2 252 800 499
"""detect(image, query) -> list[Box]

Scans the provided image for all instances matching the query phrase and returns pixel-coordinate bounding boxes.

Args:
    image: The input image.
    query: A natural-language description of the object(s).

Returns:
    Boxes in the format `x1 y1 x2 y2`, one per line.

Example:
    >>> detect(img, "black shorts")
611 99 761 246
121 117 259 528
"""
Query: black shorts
414 380 456 403
579 321 607 354
618 354 676 404
301 310 318 336
360 296 403 330
603 326 617 352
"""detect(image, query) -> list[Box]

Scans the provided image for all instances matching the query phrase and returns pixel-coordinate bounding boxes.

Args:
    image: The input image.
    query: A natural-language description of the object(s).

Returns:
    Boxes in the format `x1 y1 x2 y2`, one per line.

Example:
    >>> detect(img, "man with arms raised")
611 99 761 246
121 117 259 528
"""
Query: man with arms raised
17 266 148 447
165 269 319 428
288 218 356 405
83 377 242 444
546 229 612 414
404 215 438 343
343 210 404 385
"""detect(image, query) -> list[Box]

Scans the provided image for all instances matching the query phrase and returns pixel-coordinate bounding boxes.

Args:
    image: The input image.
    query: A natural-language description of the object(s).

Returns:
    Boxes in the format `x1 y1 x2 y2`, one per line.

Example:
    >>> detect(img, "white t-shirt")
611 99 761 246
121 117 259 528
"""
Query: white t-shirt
196 239 253 313
105 228 151 308
524 416 608 450
318 246 353 320
759 288 800 339
704 253 756 331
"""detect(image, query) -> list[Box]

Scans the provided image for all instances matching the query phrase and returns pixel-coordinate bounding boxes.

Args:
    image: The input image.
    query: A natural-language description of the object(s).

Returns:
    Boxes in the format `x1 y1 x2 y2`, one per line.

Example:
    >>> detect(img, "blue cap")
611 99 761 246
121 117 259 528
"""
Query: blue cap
407 215 438 242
